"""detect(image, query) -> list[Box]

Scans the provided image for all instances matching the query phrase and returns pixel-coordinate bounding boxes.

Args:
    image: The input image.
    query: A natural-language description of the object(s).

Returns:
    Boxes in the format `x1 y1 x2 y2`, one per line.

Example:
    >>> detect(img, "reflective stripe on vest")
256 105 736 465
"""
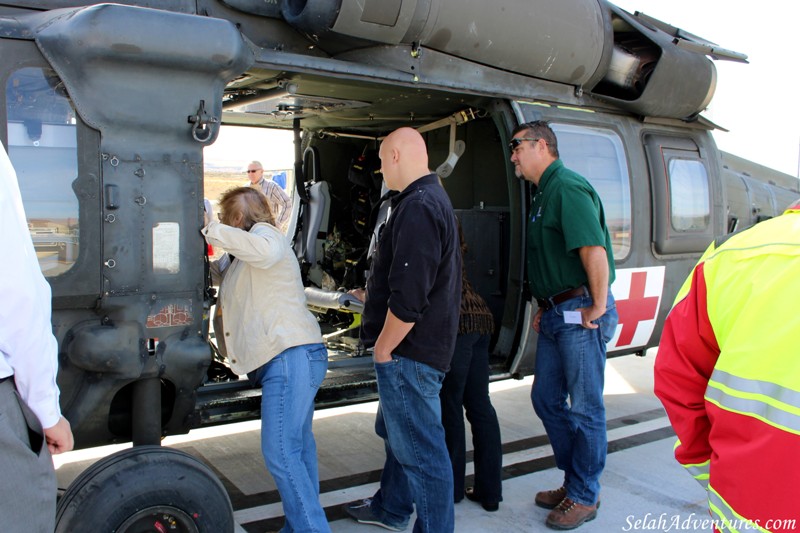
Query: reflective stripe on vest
701 213 800 394
673 439 710 487
708 486 768 533
706 369 800 435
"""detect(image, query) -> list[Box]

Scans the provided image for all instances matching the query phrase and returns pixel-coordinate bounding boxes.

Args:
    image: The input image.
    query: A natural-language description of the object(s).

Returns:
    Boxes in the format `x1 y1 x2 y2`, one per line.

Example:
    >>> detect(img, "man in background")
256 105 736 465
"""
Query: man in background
0 143 74 532
247 160 291 233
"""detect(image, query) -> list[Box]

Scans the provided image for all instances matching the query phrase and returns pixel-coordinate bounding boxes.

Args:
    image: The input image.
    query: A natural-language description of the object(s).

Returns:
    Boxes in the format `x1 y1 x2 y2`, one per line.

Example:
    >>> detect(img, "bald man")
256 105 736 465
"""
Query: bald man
345 128 461 532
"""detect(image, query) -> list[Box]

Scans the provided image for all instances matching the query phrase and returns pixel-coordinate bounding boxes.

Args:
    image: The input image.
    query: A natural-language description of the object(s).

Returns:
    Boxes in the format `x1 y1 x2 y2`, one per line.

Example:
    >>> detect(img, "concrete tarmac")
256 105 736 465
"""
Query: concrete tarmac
55 351 712 532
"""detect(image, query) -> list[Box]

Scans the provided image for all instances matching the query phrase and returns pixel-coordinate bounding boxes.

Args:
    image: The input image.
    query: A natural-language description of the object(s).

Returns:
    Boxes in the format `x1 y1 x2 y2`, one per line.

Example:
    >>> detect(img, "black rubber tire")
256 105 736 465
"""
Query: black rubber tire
55 445 233 533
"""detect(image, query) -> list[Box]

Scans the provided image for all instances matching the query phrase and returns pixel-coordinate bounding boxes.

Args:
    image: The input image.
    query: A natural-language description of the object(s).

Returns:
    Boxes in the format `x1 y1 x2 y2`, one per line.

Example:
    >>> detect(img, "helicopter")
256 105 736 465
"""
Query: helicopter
1 0 798 531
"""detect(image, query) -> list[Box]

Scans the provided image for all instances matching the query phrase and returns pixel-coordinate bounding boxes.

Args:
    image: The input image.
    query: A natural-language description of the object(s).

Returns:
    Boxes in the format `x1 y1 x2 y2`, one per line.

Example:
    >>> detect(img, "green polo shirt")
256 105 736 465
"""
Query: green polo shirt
527 159 615 300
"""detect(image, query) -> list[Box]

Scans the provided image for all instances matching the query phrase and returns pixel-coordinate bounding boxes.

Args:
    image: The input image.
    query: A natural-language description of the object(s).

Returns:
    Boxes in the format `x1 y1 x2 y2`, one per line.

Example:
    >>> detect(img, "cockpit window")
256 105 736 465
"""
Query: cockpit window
6 67 79 277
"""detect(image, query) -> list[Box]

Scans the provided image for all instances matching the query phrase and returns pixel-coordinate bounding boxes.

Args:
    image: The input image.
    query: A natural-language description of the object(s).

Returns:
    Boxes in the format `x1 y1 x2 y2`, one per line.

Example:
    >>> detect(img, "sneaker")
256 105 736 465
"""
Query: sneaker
545 498 598 530
343 498 407 531
535 486 567 509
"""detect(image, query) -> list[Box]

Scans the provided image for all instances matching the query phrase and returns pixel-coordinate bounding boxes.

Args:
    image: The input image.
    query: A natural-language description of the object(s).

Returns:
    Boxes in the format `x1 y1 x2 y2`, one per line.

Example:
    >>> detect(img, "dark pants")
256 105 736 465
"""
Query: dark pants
440 332 503 504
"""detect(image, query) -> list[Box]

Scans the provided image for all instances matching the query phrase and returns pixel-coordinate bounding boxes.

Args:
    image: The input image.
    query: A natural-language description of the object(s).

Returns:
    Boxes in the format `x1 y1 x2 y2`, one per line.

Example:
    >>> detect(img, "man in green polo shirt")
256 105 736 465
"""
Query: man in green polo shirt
509 120 618 530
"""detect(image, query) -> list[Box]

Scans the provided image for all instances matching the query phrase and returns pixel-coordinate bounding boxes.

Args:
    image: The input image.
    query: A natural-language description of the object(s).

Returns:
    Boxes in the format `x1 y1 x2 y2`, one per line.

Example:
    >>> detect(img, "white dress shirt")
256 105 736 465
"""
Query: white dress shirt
0 143 62 429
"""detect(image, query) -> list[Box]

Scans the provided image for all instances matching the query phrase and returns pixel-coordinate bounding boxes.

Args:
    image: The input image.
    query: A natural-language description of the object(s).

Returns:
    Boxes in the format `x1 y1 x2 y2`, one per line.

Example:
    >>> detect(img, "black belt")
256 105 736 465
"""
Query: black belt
536 286 588 311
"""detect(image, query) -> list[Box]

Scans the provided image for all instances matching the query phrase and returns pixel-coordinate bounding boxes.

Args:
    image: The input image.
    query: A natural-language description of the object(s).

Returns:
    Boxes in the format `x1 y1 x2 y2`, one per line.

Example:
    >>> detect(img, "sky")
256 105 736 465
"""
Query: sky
205 0 800 178
203 126 295 172
610 0 800 177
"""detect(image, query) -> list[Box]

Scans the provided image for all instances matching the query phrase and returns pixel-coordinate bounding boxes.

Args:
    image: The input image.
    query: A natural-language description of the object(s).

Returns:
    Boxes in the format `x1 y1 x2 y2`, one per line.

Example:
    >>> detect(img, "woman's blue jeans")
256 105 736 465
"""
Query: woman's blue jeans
251 343 331 533
369 355 455 533
531 293 618 507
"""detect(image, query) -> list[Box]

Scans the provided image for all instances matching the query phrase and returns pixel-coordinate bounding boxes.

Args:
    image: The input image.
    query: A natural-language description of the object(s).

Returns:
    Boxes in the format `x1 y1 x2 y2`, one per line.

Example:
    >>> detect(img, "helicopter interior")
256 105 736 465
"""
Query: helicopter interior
205 69 516 387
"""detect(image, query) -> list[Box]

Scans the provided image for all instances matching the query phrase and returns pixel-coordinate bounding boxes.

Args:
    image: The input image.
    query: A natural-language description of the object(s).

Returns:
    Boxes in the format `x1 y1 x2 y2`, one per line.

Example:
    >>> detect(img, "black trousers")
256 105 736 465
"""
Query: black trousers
440 332 503 504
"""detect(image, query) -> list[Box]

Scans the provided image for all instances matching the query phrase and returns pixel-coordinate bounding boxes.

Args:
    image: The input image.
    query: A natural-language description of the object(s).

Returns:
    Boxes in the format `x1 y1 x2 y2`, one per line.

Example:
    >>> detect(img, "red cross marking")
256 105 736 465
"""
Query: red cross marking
615 271 660 346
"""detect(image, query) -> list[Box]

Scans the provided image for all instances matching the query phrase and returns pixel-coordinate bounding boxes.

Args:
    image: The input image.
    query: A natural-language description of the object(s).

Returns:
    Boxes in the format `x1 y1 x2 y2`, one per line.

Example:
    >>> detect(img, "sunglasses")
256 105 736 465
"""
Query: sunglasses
246 169 260 174
508 137 542 151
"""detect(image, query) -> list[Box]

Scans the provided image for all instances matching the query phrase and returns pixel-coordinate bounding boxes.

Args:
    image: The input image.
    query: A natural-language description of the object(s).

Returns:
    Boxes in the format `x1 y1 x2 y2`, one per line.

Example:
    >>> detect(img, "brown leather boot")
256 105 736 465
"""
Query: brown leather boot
534 486 567 509
545 498 598 530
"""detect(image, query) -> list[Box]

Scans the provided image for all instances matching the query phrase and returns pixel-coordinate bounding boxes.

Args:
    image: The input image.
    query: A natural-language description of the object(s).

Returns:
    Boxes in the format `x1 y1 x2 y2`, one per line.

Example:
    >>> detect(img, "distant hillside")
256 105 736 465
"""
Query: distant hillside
204 161 243 174
204 170 246 203
203 168 294 203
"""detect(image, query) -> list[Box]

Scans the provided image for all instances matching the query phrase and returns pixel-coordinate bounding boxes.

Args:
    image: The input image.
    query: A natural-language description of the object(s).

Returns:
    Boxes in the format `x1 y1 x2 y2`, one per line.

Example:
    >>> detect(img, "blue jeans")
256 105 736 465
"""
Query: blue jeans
440 332 503 503
531 293 618 507
369 355 454 533
251 343 331 533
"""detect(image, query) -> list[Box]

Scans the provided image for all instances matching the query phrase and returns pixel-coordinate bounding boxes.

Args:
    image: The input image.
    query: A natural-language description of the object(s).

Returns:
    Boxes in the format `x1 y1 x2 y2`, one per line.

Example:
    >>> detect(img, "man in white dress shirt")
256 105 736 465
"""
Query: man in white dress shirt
0 142 74 532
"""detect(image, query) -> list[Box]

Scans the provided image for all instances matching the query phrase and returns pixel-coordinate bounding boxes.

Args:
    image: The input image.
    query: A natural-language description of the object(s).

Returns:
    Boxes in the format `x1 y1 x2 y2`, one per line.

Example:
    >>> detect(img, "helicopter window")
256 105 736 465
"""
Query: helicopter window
668 158 710 232
551 123 632 260
6 67 79 278
645 135 715 255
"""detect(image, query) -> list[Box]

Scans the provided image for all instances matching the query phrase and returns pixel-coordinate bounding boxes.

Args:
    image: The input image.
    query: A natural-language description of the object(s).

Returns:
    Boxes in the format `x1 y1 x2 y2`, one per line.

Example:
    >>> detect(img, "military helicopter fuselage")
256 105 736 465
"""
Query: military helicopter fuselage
1 1 798 531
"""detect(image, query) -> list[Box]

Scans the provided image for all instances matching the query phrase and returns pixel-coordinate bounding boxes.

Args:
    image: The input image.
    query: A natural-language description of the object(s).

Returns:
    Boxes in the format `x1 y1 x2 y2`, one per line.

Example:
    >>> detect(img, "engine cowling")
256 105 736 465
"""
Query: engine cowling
280 0 718 119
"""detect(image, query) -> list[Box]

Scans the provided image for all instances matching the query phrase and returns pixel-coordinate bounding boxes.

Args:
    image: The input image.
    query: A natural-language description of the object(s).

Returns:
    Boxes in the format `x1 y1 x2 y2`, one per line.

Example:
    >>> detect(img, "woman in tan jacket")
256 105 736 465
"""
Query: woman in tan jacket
202 187 330 533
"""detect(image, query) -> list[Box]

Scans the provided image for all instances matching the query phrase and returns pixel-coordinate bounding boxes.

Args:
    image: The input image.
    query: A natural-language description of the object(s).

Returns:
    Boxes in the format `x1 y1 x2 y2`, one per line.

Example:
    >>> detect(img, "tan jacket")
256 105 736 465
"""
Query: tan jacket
202 221 322 375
